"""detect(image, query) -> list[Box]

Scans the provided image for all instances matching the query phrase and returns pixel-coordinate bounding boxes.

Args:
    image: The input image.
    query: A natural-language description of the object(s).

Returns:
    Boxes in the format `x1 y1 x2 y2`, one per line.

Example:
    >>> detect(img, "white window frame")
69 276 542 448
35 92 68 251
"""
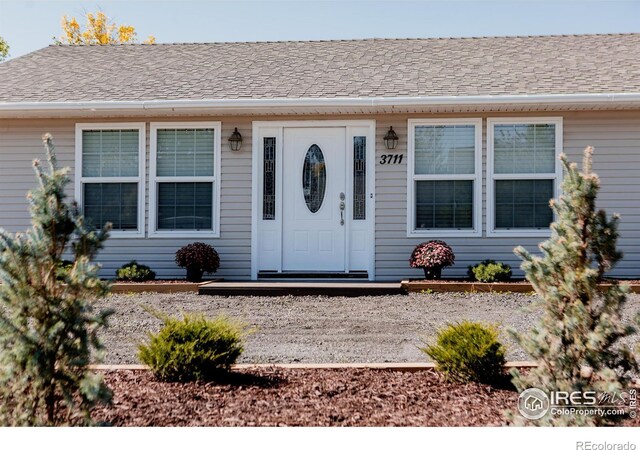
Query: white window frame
149 122 222 238
75 122 146 238
407 118 483 237
486 117 563 237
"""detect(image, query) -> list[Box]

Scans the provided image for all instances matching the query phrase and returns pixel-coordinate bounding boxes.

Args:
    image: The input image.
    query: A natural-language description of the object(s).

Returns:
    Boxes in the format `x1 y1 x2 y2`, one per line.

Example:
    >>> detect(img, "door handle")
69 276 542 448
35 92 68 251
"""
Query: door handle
339 192 345 226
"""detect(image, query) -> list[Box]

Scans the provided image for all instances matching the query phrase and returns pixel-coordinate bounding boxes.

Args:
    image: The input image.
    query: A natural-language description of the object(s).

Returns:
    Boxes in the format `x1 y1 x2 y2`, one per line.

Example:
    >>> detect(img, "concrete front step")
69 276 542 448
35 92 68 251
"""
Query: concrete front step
198 281 405 297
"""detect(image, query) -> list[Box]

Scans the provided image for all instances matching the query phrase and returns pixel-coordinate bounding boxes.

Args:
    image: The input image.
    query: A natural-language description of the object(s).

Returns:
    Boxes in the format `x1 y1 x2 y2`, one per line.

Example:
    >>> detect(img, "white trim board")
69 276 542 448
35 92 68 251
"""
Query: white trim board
251 120 376 281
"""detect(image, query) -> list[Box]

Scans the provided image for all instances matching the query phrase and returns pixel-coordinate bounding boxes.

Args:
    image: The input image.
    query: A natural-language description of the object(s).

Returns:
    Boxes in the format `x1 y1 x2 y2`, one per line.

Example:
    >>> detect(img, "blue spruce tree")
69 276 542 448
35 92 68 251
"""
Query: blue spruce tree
510 147 639 426
0 134 112 425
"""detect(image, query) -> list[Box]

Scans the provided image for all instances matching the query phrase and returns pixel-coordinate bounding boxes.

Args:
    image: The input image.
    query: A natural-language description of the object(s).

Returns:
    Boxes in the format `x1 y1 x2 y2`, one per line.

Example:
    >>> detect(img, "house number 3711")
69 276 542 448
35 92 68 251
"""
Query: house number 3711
379 154 403 165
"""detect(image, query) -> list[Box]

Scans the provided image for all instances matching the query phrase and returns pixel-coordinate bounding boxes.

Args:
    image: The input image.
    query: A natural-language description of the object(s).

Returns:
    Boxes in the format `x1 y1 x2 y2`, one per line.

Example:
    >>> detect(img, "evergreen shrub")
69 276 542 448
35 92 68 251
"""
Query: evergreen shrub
467 260 512 282
139 313 247 382
116 261 156 282
422 321 506 383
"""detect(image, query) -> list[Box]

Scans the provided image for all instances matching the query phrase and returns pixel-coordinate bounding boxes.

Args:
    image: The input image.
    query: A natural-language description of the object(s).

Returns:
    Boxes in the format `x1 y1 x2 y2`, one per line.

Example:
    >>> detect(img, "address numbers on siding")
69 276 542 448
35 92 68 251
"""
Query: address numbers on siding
379 154 403 165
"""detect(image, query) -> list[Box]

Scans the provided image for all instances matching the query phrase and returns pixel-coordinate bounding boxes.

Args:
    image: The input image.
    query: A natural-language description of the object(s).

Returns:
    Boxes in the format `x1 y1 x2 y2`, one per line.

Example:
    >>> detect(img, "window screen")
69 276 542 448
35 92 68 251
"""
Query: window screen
157 129 215 177
157 182 213 230
83 183 138 230
82 130 139 177
491 122 557 230
80 128 141 232
411 123 478 231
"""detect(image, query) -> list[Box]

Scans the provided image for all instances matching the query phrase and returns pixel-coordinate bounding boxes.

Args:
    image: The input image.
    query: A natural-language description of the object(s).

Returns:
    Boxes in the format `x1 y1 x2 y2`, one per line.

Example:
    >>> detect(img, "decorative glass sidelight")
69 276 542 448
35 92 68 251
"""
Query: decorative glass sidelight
302 144 326 213
263 137 276 220
353 136 366 220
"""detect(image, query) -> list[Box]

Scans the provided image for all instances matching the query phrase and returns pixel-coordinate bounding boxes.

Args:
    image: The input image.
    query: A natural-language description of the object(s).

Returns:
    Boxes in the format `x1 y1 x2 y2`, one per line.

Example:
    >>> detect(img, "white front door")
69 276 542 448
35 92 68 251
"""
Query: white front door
282 127 346 271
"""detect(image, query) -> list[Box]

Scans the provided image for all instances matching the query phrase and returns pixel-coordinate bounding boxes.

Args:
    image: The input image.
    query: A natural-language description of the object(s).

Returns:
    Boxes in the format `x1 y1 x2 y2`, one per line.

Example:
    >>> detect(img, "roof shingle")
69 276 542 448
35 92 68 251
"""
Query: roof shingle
1 34 639 103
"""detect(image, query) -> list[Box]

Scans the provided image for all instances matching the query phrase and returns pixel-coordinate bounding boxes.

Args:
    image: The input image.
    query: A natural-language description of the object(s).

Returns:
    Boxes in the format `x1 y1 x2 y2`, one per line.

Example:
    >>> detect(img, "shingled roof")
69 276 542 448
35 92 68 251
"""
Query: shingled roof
1 33 639 103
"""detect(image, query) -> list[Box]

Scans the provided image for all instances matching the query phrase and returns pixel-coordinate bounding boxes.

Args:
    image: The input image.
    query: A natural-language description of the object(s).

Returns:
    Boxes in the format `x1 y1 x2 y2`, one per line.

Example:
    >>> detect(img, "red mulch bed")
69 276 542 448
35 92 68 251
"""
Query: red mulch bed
94 368 520 426
94 369 640 427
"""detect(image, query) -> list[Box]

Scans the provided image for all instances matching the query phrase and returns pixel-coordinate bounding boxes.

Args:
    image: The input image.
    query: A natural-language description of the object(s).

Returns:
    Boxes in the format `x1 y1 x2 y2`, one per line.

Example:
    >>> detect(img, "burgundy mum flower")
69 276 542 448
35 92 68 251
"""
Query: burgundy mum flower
175 242 220 273
409 240 455 269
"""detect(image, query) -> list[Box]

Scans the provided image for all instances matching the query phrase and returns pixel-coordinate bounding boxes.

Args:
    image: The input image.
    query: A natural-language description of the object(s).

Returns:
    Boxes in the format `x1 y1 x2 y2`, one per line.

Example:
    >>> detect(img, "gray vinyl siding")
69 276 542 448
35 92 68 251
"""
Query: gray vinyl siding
374 111 640 281
1 110 640 281
0 117 253 280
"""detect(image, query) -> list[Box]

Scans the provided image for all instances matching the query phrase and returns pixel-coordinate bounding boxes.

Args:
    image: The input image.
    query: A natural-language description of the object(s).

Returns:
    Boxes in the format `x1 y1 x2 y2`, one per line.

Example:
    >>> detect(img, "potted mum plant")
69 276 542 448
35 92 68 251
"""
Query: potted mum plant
409 240 455 279
175 242 220 282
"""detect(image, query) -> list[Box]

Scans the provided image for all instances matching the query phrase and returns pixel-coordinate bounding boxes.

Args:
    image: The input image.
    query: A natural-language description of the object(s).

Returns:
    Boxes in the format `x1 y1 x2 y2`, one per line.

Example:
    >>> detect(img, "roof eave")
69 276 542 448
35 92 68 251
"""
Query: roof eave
1 93 640 117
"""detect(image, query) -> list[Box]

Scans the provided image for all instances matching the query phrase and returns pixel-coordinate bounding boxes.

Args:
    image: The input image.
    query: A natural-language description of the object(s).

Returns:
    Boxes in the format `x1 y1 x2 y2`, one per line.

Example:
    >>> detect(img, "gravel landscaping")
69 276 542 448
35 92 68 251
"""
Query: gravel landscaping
96 292 640 365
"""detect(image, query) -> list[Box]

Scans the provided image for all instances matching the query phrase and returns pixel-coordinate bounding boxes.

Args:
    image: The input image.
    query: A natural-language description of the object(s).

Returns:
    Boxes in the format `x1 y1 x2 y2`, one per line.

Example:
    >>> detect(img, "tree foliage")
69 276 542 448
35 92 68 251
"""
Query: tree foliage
0 36 9 61
57 11 155 45
0 134 113 426
509 147 639 426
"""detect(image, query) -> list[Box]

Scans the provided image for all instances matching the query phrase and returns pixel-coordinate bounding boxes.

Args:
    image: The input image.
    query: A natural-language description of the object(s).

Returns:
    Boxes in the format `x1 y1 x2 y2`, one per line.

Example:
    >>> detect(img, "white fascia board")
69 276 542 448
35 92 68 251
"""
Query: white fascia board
1 92 640 112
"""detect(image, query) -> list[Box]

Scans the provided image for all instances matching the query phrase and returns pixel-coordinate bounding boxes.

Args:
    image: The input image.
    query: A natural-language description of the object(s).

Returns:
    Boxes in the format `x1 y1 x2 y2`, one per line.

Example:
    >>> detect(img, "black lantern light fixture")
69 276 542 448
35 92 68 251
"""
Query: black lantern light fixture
228 127 243 151
383 126 399 150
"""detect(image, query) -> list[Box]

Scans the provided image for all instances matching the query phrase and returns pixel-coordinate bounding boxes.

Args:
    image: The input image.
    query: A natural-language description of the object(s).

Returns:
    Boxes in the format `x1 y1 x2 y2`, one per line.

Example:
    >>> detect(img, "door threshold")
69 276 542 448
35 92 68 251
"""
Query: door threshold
258 271 368 280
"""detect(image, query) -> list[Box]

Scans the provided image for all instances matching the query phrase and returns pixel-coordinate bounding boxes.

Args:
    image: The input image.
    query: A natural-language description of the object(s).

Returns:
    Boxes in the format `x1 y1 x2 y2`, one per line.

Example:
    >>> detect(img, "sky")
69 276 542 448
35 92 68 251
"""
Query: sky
1 0 640 59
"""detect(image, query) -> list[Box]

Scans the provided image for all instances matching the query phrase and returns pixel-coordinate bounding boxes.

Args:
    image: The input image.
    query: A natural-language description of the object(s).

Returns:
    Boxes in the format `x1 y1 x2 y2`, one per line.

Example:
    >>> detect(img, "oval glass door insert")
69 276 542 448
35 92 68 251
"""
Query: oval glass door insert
302 144 326 213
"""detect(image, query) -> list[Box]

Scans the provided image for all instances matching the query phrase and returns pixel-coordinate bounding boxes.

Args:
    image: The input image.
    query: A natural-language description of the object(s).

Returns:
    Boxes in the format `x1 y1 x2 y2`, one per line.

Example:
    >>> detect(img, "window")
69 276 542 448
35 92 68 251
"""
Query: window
149 122 221 237
487 118 563 236
407 119 482 237
263 137 276 220
353 136 366 220
302 144 326 214
75 123 145 237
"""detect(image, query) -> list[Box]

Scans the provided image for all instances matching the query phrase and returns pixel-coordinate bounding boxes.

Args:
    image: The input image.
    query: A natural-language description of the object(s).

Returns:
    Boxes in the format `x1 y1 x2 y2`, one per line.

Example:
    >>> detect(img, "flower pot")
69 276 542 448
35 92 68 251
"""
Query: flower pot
185 267 204 283
423 266 442 280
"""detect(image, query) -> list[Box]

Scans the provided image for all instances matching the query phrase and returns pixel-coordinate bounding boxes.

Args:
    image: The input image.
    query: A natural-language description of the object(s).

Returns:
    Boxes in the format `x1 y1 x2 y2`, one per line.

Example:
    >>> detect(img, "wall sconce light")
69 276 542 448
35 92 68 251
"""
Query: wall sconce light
228 127 243 151
383 126 399 150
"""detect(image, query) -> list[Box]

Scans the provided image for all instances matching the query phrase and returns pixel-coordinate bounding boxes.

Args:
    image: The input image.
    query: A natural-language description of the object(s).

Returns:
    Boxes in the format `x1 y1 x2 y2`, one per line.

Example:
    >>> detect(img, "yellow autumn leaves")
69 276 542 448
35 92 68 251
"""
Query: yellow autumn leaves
0 36 8 61
58 12 155 45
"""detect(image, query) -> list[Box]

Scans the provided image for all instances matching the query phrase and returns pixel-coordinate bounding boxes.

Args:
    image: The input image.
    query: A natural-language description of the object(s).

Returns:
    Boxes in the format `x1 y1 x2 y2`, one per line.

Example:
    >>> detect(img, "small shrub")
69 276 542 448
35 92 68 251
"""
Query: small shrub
138 312 247 381
116 261 156 282
409 240 455 279
422 321 506 384
175 242 220 281
467 259 512 282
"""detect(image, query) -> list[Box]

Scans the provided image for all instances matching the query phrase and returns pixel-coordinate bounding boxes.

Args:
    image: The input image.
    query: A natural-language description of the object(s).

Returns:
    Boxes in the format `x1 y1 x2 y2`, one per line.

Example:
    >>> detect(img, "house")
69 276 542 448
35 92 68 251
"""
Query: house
1 33 639 281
